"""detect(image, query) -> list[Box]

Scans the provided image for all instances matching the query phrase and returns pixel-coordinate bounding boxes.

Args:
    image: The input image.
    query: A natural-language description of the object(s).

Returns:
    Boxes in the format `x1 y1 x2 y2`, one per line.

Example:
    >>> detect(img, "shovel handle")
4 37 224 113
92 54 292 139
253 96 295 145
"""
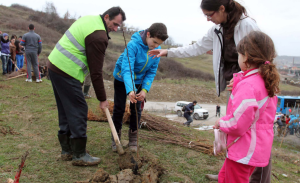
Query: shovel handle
104 108 121 145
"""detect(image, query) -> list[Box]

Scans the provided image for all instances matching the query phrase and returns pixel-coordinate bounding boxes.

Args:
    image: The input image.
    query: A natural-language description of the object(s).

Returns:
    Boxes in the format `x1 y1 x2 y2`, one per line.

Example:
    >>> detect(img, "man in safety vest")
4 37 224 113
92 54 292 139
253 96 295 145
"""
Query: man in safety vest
47 7 126 166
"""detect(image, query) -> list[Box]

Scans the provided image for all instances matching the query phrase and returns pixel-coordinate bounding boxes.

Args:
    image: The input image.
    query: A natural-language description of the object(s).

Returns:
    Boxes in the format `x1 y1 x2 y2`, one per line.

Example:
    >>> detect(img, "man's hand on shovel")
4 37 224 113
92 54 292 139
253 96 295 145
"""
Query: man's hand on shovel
100 100 109 110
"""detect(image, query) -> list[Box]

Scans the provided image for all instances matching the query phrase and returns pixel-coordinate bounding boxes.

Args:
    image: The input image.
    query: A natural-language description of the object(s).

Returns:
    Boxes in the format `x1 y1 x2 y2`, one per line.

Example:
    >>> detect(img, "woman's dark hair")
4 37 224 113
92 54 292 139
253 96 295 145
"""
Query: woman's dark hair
11 34 17 40
201 0 248 39
102 6 126 21
237 31 280 97
148 23 168 41
15 40 21 52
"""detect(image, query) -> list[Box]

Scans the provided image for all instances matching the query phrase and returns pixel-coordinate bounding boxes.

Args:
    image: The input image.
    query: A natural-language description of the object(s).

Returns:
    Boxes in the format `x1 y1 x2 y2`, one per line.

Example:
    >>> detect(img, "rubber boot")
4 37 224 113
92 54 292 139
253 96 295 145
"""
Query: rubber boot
111 130 121 152
128 129 137 152
70 138 101 166
58 134 72 161
205 174 218 181
83 85 91 99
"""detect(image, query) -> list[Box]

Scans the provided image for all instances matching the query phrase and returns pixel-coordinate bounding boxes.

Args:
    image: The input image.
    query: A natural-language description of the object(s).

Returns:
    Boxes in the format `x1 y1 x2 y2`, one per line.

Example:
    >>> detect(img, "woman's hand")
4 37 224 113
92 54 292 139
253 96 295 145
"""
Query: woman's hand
148 49 168 58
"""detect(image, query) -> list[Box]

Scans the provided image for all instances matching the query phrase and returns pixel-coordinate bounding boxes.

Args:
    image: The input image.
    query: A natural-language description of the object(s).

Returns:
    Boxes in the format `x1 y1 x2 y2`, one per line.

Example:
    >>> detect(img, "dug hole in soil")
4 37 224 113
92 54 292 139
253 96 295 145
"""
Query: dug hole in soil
76 149 165 183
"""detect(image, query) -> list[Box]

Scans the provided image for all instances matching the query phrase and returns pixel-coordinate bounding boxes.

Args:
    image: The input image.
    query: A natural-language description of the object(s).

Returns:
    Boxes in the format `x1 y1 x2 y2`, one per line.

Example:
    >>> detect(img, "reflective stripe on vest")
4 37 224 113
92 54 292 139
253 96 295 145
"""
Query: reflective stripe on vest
65 30 86 56
55 42 89 74
48 15 106 82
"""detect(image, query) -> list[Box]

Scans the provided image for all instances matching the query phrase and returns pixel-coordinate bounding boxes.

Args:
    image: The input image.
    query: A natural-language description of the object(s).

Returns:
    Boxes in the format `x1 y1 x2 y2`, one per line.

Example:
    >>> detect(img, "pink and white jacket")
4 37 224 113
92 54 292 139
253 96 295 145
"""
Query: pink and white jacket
219 69 277 167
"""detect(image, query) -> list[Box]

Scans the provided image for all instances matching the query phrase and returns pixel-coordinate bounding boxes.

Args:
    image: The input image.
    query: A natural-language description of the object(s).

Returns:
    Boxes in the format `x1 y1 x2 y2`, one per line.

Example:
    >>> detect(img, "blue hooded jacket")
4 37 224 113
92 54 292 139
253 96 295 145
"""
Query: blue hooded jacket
113 31 161 94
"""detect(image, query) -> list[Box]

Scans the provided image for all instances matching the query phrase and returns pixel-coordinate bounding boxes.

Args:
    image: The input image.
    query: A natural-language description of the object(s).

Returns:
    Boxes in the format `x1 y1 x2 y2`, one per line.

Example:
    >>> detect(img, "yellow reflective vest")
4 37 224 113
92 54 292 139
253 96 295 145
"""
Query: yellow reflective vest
48 15 106 82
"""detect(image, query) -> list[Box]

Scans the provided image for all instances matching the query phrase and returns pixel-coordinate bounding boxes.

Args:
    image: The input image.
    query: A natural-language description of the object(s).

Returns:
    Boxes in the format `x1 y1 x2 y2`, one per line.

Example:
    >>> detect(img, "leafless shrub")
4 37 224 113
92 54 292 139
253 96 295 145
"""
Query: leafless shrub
5 18 62 45
10 4 34 12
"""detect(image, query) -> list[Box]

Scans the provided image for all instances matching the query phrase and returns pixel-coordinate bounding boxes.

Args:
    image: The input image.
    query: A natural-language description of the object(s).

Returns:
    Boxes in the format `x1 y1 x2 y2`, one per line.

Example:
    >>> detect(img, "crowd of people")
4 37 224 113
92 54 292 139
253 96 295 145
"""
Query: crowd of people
275 113 300 136
0 33 24 74
0 24 43 82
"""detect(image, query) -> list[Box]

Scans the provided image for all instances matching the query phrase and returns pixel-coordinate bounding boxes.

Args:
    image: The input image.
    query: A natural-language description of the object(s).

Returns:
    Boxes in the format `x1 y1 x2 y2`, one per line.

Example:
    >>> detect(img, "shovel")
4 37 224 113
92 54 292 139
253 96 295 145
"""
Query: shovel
104 108 125 155
104 108 139 174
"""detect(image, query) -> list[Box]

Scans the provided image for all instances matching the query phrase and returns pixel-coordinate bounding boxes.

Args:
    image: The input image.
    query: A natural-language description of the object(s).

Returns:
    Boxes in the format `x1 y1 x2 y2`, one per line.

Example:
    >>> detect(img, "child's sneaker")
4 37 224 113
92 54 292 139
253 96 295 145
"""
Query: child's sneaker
25 79 32 82
36 79 42 83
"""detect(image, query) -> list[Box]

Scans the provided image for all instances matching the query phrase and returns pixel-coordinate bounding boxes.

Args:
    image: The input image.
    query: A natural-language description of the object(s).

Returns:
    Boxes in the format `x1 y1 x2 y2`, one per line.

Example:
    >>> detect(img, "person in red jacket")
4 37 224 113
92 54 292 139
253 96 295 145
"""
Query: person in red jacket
286 115 290 125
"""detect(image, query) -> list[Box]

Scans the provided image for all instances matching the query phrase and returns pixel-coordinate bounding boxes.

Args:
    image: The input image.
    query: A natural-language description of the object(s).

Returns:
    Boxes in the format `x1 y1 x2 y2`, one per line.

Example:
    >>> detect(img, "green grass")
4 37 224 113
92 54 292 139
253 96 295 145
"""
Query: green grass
279 83 300 92
156 78 216 88
0 74 300 182
173 54 214 75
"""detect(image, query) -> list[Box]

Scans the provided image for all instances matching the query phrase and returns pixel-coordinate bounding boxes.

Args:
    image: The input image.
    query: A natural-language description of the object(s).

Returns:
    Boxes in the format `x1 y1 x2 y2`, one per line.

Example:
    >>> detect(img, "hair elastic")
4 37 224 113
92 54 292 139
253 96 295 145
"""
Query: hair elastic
264 61 270 65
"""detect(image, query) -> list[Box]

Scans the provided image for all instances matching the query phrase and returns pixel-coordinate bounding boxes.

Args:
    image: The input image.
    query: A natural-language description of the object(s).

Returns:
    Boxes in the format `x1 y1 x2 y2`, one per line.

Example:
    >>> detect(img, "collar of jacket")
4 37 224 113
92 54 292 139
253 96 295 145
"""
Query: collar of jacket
131 30 149 49
100 15 111 40
216 14 249 32
243 68 259 77
233 69 259 87
139 29 148 46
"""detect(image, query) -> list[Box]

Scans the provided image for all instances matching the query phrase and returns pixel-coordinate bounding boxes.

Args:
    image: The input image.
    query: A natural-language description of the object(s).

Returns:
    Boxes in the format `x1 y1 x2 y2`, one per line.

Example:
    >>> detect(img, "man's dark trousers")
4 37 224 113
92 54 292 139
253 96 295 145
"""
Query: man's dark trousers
250 156 272 183
49 69 88 138
184 112 193 125
112 79 141 132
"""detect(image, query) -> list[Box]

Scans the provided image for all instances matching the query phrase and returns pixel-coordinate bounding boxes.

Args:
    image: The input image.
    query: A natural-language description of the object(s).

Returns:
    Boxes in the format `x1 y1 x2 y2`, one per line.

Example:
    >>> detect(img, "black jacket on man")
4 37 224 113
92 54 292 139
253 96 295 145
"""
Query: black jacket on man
185 103 194 115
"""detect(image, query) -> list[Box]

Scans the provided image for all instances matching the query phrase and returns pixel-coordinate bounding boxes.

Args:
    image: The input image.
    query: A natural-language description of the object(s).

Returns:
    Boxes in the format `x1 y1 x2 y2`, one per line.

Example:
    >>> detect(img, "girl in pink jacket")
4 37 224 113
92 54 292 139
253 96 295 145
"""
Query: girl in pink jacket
214 31 280 183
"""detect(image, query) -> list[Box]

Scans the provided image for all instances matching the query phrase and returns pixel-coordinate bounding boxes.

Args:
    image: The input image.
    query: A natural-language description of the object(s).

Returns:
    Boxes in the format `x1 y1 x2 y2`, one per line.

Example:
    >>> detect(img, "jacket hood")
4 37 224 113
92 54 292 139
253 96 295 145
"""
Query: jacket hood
2 33 8 37
130 31 148 48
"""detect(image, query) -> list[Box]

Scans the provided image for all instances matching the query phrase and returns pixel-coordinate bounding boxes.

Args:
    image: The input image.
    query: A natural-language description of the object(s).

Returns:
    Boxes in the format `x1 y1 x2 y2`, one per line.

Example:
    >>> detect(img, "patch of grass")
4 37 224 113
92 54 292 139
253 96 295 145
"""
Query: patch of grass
279 83 300 92
156 78 216 88
173 54 214 75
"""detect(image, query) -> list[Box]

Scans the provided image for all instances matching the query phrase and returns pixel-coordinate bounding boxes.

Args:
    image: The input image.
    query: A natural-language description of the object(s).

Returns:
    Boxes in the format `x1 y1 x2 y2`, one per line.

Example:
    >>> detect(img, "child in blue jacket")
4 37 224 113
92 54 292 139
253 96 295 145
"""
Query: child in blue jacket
112 23 168 152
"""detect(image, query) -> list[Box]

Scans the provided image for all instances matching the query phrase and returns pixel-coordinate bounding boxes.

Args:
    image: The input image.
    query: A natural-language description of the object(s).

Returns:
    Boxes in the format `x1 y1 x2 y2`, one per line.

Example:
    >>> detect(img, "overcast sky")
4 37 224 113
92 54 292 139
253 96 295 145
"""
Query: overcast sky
1 0 299 56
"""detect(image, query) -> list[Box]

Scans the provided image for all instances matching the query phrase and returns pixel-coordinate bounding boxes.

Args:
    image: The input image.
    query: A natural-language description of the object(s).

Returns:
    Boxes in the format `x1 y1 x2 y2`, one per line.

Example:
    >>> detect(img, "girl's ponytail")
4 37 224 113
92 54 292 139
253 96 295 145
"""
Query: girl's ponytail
259 61 280 97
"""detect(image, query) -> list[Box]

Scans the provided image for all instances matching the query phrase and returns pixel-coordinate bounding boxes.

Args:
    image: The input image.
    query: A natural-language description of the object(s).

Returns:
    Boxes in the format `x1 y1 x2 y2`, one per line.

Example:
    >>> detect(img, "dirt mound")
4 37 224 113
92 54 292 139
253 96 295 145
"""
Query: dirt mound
76 156 164 183
117 150 141 174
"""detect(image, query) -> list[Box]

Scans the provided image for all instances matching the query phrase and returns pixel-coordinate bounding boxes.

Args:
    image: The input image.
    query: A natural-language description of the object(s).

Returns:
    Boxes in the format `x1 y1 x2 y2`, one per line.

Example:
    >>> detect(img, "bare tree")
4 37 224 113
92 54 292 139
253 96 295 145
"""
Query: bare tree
44 2 57 15
64 10 71 20
164 36 174 47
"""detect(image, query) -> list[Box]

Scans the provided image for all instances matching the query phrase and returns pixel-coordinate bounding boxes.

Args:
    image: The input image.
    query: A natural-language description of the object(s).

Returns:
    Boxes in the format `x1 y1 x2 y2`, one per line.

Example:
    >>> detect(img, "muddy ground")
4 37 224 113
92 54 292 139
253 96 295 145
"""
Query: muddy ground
75 150 165 183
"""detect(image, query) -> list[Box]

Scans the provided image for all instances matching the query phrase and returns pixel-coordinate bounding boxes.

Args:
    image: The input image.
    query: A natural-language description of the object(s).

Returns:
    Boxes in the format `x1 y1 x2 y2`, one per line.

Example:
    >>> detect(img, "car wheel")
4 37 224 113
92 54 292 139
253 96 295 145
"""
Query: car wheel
194 113 200 120
177 110 182 117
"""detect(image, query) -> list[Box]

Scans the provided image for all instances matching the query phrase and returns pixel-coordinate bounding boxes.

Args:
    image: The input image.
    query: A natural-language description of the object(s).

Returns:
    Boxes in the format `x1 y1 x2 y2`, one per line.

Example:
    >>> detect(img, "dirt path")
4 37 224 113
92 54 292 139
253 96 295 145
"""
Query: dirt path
144 101 227 126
